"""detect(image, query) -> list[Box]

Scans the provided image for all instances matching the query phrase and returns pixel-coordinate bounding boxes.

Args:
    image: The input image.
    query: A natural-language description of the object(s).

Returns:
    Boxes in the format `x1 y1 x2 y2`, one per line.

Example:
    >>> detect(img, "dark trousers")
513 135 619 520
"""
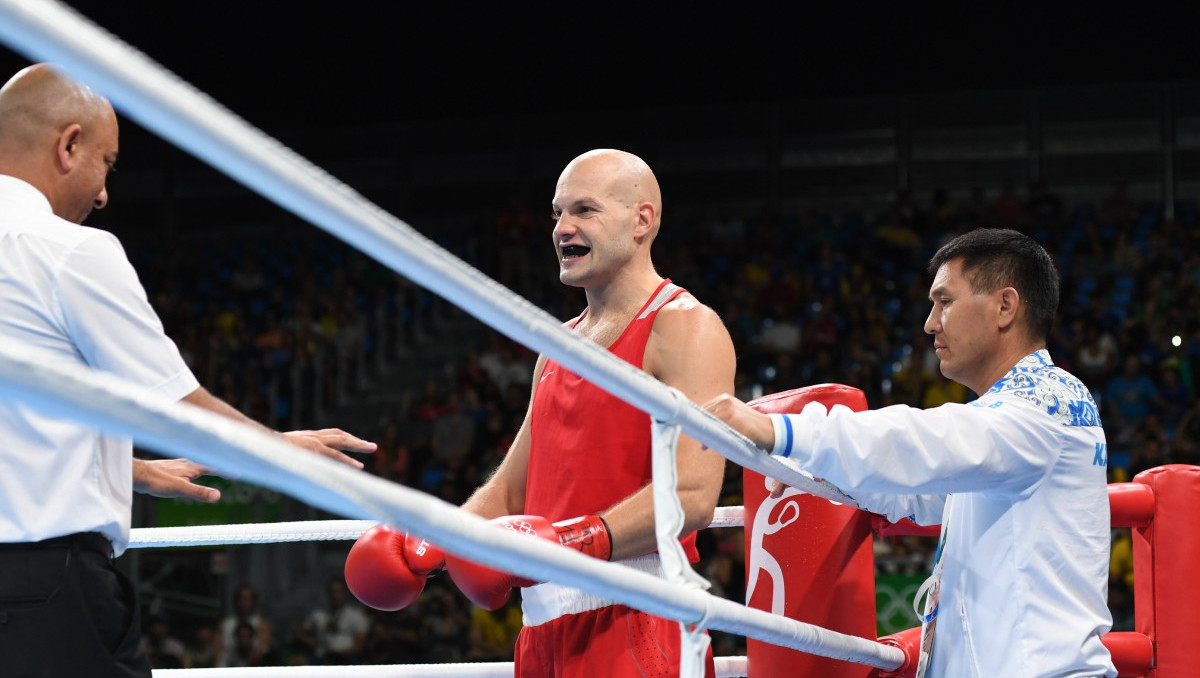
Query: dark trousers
0 533 150 678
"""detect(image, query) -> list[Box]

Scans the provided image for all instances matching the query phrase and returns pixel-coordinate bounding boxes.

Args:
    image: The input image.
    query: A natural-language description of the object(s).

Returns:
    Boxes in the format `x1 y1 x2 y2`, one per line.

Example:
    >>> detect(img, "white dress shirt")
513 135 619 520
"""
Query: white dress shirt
0 175 199 555
770 350 1116 678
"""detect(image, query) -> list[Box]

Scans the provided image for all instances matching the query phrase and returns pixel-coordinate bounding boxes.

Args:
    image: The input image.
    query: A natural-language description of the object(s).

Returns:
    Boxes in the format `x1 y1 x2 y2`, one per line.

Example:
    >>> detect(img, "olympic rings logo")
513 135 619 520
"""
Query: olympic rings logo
502 519 537 537
876 579 924 632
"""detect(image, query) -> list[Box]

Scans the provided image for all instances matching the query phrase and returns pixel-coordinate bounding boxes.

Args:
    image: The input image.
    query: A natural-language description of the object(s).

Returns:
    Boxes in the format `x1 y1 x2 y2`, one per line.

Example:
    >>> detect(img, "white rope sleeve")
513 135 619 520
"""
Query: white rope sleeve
0 0 857 511
651 419 714 678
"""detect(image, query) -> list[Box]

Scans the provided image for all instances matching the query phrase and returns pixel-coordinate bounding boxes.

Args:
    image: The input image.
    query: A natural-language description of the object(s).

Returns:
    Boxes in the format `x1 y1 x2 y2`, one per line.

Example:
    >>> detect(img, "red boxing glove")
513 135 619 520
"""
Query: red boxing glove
445 514 612 610
402 532 446 574
446 515 557 609
552 514 612 561
344 524 445 611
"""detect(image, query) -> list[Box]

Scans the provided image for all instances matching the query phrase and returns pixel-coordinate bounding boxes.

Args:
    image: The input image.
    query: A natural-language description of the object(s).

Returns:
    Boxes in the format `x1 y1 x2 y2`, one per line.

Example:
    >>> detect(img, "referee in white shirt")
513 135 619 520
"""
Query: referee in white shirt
0 64 376 677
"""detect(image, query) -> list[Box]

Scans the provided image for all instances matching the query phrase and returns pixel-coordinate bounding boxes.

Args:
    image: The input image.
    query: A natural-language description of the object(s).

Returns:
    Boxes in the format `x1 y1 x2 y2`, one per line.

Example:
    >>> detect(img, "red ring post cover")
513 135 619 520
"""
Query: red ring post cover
743 384 877 678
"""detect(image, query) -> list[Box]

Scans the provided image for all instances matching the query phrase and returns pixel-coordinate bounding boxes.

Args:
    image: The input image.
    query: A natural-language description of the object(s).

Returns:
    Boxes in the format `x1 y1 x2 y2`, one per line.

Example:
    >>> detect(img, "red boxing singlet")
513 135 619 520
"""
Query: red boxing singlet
526 279 699 562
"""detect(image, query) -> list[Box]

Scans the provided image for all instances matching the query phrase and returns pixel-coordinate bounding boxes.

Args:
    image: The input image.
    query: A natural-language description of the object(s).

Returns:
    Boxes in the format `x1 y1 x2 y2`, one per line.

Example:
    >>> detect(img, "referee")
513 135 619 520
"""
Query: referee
0 63 374 677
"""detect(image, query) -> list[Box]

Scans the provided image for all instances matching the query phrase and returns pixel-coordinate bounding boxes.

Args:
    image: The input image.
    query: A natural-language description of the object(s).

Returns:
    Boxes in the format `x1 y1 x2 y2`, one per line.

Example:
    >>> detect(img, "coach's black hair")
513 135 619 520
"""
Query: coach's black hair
927 228 1060 341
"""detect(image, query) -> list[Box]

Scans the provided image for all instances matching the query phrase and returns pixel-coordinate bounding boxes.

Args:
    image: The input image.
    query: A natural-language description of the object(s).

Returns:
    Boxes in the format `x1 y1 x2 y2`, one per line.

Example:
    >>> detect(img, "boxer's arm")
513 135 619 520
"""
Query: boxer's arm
601 297 736 560
460 355 547 519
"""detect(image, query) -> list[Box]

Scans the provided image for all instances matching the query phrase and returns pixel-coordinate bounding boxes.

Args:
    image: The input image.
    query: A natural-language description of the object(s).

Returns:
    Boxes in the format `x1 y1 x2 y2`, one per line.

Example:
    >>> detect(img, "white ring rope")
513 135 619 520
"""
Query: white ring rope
706 506 746 528
0 0 854 510
156 665 515 678
0 0 904 673
129 508 745 549
129 520 379 548
151 656 749 678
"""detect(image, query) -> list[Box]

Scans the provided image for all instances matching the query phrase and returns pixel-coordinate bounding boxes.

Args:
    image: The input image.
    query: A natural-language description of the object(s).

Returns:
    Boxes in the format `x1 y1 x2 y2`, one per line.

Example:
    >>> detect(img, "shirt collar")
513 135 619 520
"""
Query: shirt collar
0 174 54 215
1013 348 1053 370
982 348 1054 397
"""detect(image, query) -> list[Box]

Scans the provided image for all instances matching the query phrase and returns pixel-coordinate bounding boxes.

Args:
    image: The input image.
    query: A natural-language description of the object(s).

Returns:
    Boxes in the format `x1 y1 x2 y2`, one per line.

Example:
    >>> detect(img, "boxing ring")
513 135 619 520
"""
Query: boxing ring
126 467 1190 678
0 0 1193 676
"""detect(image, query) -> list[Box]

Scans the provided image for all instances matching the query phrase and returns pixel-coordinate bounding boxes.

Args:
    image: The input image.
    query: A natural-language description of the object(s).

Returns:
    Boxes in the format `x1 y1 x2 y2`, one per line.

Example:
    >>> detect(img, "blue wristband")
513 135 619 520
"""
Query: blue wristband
770 413 794 457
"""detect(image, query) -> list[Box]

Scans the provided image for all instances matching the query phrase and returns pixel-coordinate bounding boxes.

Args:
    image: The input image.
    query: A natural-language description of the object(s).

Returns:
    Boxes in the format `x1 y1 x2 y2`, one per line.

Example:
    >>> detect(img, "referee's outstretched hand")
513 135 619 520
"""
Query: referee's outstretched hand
283 428 377 469
133 457 221 502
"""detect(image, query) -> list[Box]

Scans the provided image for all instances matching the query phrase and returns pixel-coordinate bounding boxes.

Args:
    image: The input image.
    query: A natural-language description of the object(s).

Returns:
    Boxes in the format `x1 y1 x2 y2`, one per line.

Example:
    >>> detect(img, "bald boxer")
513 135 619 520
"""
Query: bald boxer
0 63 375 677
347 149 736 677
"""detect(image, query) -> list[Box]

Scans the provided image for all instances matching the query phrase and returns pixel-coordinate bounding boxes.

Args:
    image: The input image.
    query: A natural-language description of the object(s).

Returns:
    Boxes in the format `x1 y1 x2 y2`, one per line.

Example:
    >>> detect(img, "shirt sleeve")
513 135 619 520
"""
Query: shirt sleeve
781 397 1065 500
54 231 199 400
848 488 948 526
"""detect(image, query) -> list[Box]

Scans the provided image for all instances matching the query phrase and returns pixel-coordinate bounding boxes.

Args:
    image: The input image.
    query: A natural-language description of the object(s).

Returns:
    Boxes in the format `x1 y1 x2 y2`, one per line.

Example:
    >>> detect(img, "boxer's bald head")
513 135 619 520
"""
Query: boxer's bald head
551 149 665 290
558 148 663 237
0 63 119 223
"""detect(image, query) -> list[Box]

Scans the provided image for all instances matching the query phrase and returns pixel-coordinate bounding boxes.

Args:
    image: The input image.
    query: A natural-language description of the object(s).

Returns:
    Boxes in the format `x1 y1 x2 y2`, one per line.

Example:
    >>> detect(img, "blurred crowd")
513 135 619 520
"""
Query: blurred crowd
130 177 1198 665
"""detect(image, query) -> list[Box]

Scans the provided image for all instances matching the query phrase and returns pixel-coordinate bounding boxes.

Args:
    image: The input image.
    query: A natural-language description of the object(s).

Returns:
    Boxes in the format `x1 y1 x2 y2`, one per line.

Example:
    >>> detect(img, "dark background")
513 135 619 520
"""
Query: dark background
5 1 1198 239
3 2 1198 138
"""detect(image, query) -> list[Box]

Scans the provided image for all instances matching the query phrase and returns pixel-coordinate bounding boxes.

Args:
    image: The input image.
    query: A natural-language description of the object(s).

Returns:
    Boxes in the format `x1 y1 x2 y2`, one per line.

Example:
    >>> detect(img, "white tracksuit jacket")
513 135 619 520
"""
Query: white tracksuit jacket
770 350 1117 678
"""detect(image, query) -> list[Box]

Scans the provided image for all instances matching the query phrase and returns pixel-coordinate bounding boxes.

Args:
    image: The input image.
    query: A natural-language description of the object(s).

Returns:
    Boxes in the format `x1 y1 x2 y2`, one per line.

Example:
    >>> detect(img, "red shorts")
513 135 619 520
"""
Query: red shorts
513 604 716 678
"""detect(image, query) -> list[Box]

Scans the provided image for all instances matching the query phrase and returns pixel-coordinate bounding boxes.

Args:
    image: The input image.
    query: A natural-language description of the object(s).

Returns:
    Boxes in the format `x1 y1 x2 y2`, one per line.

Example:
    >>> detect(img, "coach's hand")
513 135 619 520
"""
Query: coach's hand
702 393 775 450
